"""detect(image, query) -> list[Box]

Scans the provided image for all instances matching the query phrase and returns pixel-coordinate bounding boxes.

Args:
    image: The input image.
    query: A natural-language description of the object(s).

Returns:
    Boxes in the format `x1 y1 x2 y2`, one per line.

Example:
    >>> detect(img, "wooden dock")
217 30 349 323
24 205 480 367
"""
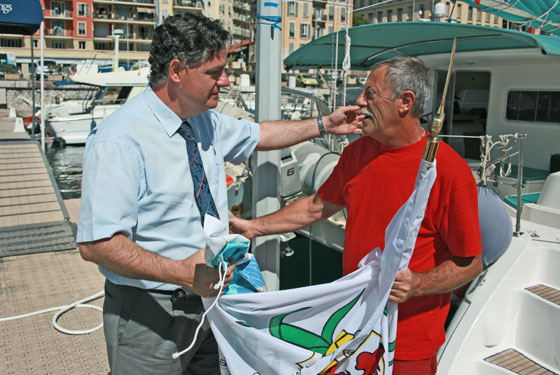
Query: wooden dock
0 112 109 374
0 115 76 257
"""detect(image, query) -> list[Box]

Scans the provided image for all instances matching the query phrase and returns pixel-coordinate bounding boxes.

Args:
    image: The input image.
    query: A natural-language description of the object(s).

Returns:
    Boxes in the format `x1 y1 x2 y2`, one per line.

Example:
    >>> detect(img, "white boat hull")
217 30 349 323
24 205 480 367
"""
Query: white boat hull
438 220 560 374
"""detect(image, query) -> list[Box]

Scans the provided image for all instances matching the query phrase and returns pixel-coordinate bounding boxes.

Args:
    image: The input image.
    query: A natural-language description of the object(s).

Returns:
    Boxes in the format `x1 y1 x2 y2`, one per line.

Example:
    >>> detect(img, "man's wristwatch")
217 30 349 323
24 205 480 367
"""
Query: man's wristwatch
317 116 326 136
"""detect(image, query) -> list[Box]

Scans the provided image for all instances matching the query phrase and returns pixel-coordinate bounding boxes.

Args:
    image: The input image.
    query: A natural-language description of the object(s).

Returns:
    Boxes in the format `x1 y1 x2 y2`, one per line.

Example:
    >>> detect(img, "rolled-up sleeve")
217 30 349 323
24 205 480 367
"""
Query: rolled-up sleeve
77 139 141 243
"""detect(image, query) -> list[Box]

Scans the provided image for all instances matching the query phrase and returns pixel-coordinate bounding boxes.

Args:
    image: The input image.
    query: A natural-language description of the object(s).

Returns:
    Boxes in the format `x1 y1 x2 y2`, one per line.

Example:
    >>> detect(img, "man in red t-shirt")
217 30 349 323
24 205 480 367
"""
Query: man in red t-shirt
229 56 483 375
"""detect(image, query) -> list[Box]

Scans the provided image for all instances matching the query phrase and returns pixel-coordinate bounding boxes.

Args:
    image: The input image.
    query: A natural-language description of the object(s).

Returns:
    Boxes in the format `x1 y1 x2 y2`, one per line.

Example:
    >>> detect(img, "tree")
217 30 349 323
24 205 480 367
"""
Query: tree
353 14 370 27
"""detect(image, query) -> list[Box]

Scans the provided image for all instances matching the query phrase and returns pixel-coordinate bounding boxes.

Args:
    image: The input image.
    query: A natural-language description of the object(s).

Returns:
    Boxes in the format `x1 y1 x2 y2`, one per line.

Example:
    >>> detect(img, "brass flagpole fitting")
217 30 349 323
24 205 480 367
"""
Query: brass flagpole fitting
423 38 457 163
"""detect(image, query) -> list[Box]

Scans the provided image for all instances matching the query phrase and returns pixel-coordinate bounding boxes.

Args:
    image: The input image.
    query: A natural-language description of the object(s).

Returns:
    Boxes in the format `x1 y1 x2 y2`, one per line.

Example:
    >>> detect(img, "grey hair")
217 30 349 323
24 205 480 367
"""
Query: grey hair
371 56 432 119
148 13 231 87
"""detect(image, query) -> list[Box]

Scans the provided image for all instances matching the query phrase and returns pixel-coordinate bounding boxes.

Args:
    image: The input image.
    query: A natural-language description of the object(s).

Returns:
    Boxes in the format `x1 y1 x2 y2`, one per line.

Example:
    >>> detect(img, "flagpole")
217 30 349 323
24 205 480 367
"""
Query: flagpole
423 38 456 162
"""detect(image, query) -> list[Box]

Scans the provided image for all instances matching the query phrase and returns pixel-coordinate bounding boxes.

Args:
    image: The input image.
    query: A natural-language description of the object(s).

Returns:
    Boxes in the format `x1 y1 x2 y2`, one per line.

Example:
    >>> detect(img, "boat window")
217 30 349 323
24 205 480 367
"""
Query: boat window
506 90 560 124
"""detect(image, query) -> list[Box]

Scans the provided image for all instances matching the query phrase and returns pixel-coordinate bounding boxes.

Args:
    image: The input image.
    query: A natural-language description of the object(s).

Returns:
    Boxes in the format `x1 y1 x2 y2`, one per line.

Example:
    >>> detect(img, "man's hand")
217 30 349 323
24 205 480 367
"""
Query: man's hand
389 268 419 303
325 105 364 135
228 217 257 239
179 249 235 298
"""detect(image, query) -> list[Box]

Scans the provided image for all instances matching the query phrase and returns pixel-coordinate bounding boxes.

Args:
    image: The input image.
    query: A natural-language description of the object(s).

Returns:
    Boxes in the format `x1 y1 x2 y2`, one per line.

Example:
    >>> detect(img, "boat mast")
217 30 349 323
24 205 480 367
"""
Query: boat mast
251 0 282 290
423 38 456 162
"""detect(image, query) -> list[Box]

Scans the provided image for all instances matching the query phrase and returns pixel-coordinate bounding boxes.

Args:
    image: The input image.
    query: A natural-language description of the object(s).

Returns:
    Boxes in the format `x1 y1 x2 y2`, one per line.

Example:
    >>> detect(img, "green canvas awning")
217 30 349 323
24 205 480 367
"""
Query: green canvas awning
461 0 560 36
284 22 560 71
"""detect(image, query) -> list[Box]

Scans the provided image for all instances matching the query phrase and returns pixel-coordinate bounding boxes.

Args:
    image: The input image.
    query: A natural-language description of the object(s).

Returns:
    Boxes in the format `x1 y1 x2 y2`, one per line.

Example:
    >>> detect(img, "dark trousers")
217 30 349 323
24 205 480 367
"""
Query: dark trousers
103 280 219 375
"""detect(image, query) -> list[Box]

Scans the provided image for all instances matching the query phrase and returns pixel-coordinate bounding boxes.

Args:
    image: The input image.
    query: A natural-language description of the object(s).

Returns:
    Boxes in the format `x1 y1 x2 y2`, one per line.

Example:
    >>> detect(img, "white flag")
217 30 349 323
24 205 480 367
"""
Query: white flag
204 159 437 375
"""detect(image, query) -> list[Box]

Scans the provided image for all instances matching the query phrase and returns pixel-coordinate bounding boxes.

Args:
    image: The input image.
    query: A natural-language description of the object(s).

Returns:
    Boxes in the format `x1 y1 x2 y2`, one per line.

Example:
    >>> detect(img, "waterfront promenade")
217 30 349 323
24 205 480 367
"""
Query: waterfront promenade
0 112 109 374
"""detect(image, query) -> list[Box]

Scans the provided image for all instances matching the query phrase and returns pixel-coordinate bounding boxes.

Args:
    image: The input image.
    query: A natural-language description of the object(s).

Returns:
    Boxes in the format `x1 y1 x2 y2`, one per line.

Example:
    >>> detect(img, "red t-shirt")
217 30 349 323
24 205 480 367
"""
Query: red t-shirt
318 136 482 360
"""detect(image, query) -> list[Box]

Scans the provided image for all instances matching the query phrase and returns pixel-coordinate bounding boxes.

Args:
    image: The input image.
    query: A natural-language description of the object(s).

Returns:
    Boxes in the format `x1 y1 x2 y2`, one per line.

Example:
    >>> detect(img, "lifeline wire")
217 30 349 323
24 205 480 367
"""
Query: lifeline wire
172 260 228 359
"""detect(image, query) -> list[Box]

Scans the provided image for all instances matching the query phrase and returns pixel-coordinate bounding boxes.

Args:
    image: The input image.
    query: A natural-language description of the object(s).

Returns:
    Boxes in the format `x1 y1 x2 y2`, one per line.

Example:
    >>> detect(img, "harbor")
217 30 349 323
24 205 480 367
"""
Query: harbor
0 0 559 373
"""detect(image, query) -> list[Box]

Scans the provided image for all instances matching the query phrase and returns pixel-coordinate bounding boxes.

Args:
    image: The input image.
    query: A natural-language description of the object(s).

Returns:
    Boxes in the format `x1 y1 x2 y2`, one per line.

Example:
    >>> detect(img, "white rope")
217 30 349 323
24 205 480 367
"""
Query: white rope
0 290 104 335
478 134 517 186
172 261 228 359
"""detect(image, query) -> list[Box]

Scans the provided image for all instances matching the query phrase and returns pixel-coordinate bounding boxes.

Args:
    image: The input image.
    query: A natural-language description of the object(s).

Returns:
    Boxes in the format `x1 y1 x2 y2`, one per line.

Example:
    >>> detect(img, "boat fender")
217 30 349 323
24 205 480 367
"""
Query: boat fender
478 186 513 269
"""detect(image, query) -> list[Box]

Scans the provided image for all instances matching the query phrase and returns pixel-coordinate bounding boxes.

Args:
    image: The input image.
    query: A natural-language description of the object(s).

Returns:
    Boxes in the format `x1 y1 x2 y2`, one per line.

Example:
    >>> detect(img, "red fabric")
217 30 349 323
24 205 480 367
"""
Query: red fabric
393 354 437 375
318 136 482 360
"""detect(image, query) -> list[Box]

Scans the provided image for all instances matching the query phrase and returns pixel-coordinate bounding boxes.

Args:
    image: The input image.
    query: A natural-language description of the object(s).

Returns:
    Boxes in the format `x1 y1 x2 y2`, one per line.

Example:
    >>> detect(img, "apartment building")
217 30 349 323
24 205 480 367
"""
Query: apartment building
282 0 353 62
0 0 254 77
353 0 502 27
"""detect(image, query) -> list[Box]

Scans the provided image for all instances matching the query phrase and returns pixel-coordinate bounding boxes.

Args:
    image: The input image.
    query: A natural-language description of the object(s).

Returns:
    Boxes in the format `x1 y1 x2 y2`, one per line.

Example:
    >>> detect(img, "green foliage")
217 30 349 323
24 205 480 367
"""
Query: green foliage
353 14 370 27
1 63 18 74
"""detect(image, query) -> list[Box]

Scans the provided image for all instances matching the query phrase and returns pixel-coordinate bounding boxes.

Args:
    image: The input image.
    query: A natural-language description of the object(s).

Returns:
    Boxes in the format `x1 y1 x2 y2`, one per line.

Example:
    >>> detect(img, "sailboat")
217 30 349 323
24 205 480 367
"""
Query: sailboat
232 21 560 374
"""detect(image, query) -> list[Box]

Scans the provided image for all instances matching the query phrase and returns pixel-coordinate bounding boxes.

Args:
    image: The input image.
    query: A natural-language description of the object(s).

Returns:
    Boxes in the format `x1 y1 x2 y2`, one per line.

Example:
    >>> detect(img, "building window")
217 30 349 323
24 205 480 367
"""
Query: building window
329 6 334 21
328 24 334 34
77 3 90 17
51 2 65 16
162 9 169 18
52 40 65 49
287 2 298 17
407 6 413 20
162 0 168 3
456 4 461 18
289 21 295 38
476 9 481 22
288 42 295 55
1 38 22 48
377 11 382 23
468 6 473 21
77 21 86 36
485 12 491 23
79 41 86 49
387 9 392 22
300 23 310 39
341 7 346 22
506 91 560 123
368 12 374 22
303 3 309 18
397 8 403 22
94 42 111 50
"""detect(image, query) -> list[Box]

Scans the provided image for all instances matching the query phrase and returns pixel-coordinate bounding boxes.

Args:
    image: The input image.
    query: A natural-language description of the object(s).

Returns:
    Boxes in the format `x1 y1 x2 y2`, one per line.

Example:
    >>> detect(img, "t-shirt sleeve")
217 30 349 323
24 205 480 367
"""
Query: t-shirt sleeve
214 112 260 164
439 178 482 258
77 140 140 243
317 150 347 207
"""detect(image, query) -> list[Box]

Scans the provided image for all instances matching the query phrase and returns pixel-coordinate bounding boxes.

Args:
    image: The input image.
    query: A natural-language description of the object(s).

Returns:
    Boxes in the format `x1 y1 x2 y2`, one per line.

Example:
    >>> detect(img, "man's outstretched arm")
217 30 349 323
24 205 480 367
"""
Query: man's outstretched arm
229 193 344 239
389 254 483 303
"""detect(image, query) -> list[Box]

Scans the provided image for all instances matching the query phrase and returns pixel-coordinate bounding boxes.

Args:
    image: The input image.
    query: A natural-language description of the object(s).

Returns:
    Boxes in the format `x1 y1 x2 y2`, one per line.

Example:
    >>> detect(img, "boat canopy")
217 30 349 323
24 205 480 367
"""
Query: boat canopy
461 0 560 36
284 22 560 71
0 0 43 35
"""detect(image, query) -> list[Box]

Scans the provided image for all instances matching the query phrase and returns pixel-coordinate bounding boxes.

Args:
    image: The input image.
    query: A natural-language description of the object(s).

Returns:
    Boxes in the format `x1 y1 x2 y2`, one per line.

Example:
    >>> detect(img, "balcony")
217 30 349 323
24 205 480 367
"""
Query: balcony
173 0 203 9
232 1 251 11
93 0 155 5
313 13 327 22
45 28 74 38
232 13 252 23
92 12 156 24
45 9 73 19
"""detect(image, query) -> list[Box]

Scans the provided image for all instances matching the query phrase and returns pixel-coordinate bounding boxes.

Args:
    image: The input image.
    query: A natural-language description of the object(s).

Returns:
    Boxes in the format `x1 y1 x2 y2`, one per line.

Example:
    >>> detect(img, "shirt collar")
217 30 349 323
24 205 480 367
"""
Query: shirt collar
143 86 184 138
